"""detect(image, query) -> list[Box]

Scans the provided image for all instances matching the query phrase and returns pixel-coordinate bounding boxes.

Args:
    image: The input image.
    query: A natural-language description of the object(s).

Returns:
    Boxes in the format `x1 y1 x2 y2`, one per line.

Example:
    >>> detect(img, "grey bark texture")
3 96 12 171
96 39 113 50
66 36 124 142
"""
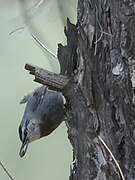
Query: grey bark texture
58 1 135 180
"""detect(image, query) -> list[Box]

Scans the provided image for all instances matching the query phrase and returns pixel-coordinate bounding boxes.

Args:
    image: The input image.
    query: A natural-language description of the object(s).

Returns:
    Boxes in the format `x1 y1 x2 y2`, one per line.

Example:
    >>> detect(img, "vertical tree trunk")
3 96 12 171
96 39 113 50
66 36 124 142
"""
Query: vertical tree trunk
58 0 135 180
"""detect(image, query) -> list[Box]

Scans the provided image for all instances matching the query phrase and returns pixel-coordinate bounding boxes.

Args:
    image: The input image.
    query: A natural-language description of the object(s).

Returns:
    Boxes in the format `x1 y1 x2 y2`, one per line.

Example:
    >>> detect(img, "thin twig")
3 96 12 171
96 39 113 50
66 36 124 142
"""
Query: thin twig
94 4 112 56
97 135 125 180
31 34 57 59
9 27 25 35
9 0 46 35
0 160 15 180
94 4 103 46
94 32 103 44
100 31 113 37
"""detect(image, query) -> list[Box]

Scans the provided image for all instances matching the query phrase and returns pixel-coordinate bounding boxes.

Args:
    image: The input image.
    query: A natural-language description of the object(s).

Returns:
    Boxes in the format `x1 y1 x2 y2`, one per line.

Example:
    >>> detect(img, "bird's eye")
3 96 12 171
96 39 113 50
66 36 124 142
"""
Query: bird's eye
19 125 28 142
19 125 22 141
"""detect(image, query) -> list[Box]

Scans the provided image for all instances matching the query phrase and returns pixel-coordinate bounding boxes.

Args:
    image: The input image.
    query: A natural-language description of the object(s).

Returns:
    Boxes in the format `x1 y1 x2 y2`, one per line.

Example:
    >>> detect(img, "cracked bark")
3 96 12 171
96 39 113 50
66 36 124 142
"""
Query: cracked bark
64 1 135 180
60 1 135 179
25 0 135 180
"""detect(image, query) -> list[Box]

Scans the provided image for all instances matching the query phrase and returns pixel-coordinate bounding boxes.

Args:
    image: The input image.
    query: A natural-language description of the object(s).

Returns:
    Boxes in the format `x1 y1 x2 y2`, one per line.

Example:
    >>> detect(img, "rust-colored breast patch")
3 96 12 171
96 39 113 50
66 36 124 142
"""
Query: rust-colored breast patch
39 115 61 138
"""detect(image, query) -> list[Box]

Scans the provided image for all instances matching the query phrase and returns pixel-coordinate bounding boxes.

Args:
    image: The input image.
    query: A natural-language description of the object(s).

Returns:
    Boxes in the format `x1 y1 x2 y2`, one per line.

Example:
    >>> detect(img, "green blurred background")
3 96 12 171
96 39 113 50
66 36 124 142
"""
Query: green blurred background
0 0 77 179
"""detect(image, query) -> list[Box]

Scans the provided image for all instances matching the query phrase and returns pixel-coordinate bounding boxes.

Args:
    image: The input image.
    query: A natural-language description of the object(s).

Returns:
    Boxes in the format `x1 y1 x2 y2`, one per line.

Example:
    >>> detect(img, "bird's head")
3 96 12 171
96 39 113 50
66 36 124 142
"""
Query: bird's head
19 115 41 158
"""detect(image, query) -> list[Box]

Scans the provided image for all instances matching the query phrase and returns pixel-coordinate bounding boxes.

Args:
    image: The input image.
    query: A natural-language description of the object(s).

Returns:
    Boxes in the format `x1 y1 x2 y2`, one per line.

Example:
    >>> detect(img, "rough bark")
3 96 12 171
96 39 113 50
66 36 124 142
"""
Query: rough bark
25 0 135 180
58 1 135 180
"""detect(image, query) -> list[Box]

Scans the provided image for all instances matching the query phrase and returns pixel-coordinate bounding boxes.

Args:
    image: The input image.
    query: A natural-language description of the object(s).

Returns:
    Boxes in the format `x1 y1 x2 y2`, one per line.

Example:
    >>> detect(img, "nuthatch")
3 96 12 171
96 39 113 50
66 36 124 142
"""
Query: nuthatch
19 85 65 158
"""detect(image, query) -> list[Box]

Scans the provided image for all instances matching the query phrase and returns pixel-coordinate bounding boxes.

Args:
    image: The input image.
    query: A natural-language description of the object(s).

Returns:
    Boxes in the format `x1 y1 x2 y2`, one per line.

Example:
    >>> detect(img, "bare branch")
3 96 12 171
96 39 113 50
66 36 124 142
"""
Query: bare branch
98 136 125 180
31 34 57 59
25 63 70 91
0 160 15 180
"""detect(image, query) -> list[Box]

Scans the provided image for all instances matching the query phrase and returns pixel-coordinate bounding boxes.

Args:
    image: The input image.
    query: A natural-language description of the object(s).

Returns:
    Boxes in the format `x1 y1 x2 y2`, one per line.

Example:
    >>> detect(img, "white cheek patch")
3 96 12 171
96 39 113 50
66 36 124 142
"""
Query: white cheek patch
21 126 25 141
62 95 66 104
27 119 41 142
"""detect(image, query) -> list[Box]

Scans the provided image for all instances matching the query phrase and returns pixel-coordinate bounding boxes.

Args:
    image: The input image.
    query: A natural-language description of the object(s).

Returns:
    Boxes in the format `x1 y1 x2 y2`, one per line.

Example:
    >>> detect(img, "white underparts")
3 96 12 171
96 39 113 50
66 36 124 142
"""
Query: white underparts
62 95 66 105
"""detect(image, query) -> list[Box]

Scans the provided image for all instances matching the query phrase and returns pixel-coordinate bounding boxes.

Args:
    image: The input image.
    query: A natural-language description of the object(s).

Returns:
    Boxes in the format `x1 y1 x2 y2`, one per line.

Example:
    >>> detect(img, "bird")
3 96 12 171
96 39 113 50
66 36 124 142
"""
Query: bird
19 85 65 158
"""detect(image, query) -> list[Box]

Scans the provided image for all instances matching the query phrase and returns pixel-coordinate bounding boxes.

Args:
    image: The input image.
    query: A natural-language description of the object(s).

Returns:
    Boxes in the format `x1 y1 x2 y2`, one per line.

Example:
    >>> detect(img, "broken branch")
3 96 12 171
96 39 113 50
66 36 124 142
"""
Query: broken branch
25 63 70 91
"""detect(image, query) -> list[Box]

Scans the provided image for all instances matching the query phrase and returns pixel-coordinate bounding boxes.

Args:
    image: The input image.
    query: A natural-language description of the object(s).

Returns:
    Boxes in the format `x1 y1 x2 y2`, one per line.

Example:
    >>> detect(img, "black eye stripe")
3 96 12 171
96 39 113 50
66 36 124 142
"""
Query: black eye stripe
19 125 22 141
19 118 29 142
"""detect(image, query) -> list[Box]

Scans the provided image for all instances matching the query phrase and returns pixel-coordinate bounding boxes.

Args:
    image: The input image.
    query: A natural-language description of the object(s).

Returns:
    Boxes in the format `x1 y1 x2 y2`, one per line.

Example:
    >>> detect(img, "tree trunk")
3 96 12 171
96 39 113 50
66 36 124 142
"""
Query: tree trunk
58 0 135 180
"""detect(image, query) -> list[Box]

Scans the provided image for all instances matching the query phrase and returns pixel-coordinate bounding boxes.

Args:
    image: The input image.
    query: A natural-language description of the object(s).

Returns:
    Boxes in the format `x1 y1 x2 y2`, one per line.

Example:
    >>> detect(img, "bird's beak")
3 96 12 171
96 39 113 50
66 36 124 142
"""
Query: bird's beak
19 139 29 158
